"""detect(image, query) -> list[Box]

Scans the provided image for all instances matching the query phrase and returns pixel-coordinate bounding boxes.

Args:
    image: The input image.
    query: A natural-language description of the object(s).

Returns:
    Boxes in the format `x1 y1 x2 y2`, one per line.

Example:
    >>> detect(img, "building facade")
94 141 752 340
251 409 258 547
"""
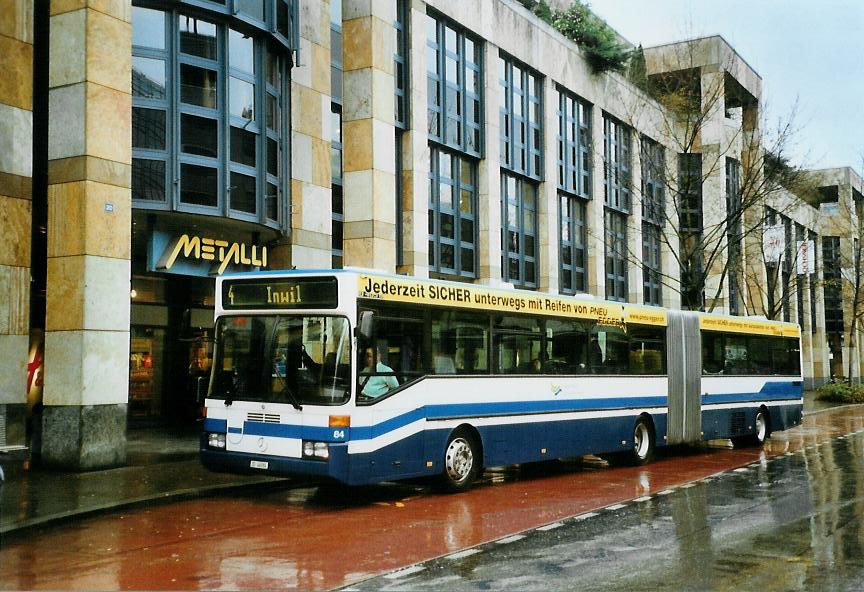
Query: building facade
0 0 860 468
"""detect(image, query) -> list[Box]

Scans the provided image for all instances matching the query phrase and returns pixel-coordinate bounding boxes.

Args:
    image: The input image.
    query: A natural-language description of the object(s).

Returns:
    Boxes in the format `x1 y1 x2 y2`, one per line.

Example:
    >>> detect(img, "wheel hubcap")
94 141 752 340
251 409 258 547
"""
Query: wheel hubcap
756 412 766 442
445 437 473 482
634 424 650 459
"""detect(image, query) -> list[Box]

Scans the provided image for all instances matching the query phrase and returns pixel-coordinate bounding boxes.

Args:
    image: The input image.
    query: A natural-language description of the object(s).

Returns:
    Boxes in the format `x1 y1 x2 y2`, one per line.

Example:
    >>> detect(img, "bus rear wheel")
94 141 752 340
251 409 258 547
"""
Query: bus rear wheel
734 409 770 447
630 417 655 466
441 430 481 492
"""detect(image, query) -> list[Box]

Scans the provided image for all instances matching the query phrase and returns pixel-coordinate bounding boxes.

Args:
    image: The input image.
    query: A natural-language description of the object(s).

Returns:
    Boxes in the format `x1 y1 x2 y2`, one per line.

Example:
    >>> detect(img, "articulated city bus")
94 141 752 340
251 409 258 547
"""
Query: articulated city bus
200 270 803 489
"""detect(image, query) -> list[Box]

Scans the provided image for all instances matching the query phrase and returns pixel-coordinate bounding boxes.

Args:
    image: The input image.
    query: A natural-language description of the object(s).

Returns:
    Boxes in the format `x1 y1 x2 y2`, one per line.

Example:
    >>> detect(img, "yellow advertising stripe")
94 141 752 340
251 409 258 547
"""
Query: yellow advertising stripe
357 274 667 326
699 314 800 337
623 305 668 327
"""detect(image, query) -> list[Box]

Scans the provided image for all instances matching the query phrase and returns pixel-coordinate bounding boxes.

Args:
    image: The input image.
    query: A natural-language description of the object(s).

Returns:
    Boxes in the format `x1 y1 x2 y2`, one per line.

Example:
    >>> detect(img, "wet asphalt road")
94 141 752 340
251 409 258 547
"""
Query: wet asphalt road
3 406 864 590
348 431 864 592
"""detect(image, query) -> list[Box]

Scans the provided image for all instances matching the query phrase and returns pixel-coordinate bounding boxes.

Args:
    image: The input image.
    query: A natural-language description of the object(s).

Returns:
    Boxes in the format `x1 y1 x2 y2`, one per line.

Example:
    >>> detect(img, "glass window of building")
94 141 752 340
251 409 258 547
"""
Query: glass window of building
499 56 542 180
603 115 630 213
556 87 591 199
394 0 409 266
499 55 542 289
428 148 477 278
605 209 628 302
559 194 586 294
641 137 664 306
501 172 538 289
725 158 743 314
557 88 591 295
603 114 630 302
678 153 703 310
426 12 481 279
426 12 482 157
809 229 818 333
331 1 343 268
823 236 843 334
131 4 292 229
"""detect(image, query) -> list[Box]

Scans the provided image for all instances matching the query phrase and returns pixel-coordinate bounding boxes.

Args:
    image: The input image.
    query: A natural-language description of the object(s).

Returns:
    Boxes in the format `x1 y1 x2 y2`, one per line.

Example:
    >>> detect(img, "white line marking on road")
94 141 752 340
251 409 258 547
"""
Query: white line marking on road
573 512 599 520
680 483 696 489
446 549 482 560
497 535 526 545
606 503 628 510
656 489 675 495
734 468 749 473
537 522 564 531
633 496 652 502
384 566 426 579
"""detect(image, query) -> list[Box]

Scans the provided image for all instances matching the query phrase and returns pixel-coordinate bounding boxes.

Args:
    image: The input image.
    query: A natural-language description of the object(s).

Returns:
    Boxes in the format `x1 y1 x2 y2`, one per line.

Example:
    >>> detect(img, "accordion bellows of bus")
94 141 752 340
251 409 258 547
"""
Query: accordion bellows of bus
200 269 803 489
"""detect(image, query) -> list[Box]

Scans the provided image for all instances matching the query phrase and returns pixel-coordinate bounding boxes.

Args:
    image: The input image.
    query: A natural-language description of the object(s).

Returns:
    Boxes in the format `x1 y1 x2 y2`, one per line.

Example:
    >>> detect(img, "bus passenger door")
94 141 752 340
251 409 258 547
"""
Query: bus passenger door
667 311 701 444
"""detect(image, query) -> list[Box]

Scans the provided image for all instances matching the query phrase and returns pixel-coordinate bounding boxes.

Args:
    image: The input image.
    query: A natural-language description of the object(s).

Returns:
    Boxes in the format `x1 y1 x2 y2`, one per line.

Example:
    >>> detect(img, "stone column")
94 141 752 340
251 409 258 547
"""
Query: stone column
478 45 502 285
341 0 396 272
42 1 132 469
0 1 33 448
397 0 431 278
662 148 681 309
538 75 558 294
586 107 605 297
628 142 644 304
278 0 333 270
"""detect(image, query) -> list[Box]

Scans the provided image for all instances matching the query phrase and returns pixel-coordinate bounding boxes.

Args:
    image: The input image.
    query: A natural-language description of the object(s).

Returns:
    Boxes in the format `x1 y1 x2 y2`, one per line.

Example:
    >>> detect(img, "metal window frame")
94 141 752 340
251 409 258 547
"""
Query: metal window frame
501 171 538 289
558 192 587 294
426 10 483 157
131 4 291 232
428 147 478 278
603 114 630 214
556 86 591 200
604 208 628 302
499 53 543 181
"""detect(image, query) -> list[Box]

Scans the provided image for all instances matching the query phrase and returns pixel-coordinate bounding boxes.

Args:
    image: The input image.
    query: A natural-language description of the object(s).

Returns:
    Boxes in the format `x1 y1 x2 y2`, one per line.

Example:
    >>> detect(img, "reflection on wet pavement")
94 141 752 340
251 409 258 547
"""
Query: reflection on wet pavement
2 406 864 591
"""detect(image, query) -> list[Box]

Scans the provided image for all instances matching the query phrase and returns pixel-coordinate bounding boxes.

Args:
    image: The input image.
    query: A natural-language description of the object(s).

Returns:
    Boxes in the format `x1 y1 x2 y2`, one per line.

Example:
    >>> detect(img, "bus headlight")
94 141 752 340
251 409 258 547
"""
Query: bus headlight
208 433 226 449
302 440 329 460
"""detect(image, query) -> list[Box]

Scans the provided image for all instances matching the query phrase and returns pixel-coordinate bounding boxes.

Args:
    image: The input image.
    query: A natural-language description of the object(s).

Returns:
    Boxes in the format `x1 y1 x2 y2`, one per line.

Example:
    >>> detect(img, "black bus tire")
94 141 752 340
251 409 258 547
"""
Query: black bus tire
630 417 655 466
440 429 481 492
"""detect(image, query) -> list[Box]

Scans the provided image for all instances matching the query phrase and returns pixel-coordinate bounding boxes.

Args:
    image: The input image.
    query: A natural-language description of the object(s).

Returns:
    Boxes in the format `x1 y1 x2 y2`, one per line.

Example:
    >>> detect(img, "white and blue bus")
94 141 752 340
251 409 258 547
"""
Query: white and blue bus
200 270 804 490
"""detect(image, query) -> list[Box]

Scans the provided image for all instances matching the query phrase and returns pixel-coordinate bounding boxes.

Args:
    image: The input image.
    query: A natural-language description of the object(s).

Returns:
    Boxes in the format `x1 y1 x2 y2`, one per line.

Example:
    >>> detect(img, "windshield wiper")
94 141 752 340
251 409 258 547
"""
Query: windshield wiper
273 362 303 411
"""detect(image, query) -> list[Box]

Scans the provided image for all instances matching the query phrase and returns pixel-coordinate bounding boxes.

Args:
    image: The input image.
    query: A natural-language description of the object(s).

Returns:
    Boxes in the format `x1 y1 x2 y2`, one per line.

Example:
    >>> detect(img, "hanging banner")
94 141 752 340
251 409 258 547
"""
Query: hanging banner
763 224 785 262
796 239 815 275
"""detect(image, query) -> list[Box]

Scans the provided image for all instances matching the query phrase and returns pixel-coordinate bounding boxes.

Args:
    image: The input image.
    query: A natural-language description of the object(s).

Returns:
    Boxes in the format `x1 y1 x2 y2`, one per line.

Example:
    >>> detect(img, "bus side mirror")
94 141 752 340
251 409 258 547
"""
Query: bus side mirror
196 375 208 404
355 310 374 340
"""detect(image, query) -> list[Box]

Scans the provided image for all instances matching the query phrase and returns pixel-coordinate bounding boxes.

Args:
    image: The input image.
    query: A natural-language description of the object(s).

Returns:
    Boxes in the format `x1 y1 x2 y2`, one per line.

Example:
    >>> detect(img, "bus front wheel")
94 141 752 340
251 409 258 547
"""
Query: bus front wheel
441 430 481 491
630 417 655 466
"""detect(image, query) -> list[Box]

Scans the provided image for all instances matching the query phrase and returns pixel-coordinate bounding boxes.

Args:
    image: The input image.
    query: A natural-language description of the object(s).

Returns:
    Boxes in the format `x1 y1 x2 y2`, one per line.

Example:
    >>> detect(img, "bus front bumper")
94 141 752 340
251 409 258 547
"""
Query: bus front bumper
200 438 350 483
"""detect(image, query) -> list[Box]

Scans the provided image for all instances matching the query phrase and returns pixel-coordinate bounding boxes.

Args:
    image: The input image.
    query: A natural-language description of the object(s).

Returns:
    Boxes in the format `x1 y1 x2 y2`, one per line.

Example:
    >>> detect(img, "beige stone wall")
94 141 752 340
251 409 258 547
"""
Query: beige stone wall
286 0 333 270
0 1 33 445
41 0 132 467
341 0 397 271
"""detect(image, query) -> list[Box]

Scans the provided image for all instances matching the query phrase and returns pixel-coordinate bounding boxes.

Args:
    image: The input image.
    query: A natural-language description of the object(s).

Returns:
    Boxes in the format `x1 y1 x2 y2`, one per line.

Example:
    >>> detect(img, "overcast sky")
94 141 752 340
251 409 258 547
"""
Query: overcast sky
588 0 864 172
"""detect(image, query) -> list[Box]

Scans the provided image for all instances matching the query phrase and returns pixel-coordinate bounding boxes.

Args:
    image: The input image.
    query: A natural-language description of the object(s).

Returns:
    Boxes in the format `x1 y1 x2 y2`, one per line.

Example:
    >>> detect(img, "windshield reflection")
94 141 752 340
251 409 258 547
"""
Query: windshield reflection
210 315 351 405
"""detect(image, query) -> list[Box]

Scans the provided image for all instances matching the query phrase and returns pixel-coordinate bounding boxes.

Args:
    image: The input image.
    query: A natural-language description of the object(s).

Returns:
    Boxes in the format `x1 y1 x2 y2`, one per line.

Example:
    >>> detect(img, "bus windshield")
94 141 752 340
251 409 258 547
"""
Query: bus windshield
210 315 352 406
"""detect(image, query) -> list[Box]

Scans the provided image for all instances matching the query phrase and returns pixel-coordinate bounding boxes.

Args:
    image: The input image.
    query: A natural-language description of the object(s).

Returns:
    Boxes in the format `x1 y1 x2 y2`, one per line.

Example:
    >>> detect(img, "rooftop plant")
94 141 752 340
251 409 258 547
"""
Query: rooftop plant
518 0 632 75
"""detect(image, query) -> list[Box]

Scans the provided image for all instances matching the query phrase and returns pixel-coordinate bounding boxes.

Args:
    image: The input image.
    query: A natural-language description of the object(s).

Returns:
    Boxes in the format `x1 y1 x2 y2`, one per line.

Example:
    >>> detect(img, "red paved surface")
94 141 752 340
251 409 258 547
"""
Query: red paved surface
3 406 864 591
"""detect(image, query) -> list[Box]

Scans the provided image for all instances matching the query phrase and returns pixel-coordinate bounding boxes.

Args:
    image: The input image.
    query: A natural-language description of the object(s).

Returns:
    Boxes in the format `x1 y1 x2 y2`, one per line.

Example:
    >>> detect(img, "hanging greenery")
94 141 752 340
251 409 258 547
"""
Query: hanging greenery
516 0 633 75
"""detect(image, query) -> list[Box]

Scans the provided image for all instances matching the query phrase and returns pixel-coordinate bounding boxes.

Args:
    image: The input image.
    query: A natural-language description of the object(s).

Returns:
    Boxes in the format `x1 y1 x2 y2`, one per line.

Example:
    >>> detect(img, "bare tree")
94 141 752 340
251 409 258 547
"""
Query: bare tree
614 39 813 314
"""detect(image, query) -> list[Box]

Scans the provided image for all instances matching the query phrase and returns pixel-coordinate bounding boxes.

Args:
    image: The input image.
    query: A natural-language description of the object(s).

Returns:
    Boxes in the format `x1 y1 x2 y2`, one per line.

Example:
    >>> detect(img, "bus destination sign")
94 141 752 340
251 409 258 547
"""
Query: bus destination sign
222 277 338 310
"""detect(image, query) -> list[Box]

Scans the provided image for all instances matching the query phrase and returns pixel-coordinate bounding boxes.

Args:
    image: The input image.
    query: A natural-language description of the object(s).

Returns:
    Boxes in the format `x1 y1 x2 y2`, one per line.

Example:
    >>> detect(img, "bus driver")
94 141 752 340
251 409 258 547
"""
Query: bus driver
360 347 399 398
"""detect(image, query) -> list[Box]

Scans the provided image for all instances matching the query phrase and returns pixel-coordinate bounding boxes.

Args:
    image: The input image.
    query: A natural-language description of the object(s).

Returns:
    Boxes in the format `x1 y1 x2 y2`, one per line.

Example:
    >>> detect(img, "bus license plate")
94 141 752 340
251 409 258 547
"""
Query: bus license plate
250 460 269 470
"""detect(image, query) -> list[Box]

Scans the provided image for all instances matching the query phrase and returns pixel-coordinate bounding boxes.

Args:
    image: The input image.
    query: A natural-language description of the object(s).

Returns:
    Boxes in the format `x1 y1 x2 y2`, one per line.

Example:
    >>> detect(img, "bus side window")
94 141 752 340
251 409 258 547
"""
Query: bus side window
546 319 589 374
628 327 665 375
592 328 628 374
702 333 724 374
431 310 489 375
370 307 426 383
